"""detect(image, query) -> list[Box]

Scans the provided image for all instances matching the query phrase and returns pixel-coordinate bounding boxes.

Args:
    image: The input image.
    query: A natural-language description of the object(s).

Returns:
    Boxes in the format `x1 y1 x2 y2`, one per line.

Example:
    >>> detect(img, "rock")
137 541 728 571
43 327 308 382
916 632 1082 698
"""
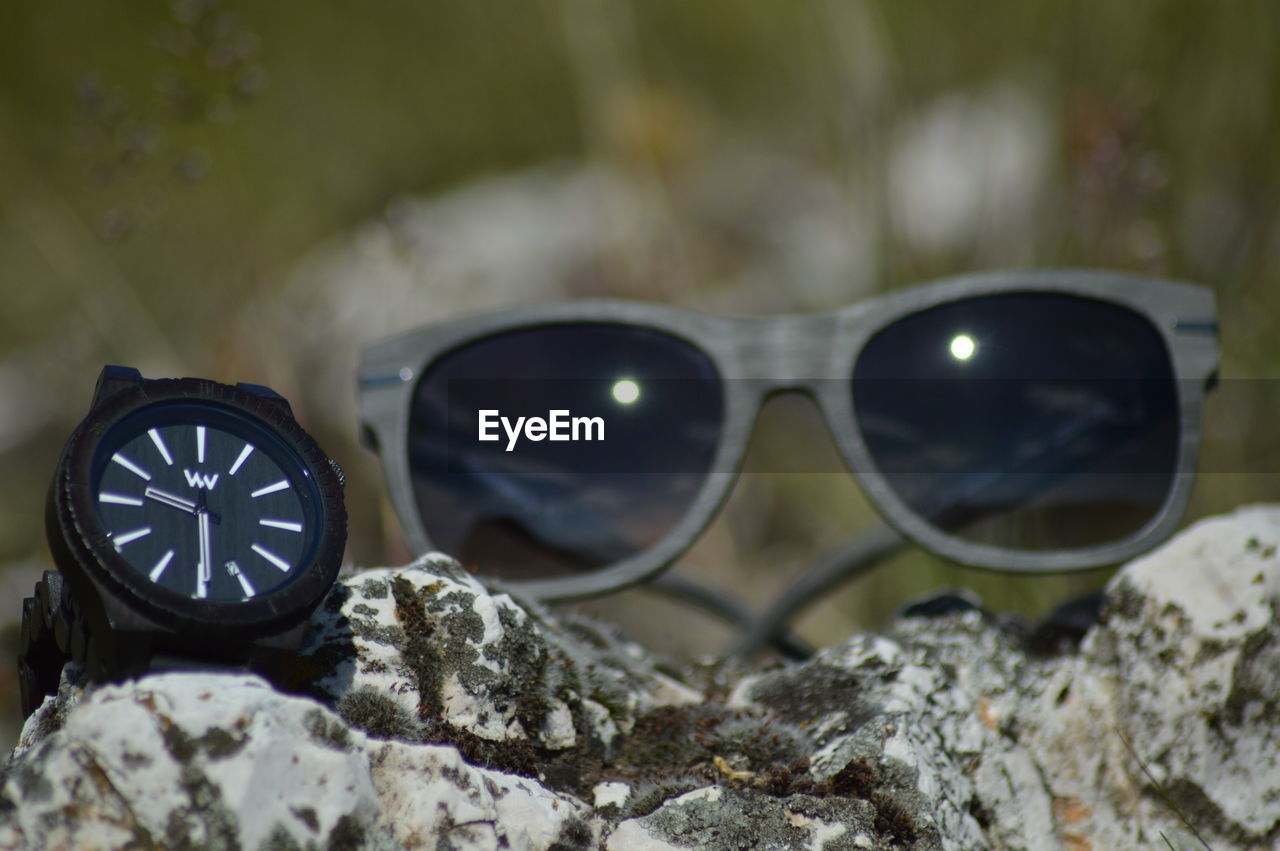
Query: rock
304 555 702 754
4 506 1280 849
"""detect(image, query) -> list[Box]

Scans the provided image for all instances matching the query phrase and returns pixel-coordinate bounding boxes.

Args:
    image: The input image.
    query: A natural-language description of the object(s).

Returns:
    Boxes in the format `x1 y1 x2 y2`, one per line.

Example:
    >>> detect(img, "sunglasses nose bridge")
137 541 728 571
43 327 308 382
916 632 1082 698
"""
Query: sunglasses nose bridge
734 314 843 389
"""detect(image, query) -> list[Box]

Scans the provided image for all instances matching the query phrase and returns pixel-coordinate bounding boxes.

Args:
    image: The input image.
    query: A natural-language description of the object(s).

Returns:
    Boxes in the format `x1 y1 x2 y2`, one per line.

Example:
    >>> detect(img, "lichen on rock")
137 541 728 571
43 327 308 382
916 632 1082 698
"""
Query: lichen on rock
4 506 1280 849
303 555 702 761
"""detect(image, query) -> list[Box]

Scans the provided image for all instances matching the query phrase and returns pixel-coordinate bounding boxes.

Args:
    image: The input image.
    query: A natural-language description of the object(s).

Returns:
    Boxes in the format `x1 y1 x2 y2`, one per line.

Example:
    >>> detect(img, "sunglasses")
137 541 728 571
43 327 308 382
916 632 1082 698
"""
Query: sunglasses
358 269 1219 605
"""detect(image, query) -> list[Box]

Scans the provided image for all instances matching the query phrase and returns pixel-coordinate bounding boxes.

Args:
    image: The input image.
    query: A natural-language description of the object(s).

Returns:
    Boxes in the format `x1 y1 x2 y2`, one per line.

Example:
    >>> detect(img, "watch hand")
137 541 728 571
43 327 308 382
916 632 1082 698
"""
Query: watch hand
197 509 212 598
144 486 198 515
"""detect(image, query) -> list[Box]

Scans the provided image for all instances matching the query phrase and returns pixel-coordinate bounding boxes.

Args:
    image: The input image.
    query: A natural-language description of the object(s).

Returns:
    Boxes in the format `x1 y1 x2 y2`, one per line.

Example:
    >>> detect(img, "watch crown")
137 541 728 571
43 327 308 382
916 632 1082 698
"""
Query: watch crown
328 458 346 489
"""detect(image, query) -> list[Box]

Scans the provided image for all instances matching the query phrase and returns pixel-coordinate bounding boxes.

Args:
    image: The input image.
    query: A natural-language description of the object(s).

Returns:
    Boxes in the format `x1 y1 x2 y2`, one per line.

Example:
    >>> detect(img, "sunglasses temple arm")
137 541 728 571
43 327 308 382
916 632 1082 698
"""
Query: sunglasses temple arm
724 523 906 660
645 574 815 660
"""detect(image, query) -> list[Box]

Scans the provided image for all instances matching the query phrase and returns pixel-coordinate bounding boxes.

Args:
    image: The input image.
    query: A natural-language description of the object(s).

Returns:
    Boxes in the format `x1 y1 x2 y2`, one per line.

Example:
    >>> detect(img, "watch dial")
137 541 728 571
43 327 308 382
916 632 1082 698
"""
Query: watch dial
92 403 323 603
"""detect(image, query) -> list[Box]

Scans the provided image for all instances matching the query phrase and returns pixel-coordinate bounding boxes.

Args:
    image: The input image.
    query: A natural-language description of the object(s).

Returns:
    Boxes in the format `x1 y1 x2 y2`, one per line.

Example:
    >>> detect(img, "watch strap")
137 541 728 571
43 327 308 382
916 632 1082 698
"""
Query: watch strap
18 571 74 718
17 571 303 719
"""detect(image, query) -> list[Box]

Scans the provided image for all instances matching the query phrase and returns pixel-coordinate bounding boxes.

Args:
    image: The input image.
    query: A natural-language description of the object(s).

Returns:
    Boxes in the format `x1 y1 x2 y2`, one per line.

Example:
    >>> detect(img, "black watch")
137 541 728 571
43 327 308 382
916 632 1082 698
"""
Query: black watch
19 365 346 717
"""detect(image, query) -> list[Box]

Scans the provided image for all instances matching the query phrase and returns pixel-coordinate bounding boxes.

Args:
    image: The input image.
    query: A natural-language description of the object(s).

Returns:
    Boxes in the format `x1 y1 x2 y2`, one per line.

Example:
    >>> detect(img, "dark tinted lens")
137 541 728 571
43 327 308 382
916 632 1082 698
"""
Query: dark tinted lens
853 293 1178 551
410 323 723 578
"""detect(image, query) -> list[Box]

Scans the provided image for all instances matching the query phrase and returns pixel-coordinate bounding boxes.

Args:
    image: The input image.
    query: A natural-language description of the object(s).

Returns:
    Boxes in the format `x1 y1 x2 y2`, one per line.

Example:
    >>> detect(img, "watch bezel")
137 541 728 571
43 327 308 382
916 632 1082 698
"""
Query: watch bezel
51 376 347 636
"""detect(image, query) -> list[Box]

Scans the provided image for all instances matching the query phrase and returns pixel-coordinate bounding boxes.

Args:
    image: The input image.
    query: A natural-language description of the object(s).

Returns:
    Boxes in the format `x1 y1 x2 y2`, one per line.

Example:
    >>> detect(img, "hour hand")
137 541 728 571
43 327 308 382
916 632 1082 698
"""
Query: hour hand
144 486 199 515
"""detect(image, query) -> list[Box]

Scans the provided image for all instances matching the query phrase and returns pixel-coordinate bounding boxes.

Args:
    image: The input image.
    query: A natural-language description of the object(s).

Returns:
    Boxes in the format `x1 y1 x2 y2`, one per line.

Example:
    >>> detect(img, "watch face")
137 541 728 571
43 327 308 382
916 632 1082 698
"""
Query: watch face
90 401 324 604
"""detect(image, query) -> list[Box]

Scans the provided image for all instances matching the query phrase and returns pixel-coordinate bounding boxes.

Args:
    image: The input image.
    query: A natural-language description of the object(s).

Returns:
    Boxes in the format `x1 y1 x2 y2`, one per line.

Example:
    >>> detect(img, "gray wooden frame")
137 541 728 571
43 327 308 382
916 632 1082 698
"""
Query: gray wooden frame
359 269 1219 602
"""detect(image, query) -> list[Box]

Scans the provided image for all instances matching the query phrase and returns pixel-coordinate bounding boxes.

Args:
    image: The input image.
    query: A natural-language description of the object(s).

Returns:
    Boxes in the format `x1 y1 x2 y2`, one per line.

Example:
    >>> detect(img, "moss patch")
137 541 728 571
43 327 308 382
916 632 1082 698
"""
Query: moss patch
303 708 352 752
337 686 418 740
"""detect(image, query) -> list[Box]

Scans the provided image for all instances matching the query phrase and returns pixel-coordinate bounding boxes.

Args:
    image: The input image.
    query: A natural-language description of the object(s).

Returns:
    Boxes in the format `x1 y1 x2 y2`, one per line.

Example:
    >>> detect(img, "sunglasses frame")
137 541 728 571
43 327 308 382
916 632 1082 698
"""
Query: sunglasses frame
359 269 1219 602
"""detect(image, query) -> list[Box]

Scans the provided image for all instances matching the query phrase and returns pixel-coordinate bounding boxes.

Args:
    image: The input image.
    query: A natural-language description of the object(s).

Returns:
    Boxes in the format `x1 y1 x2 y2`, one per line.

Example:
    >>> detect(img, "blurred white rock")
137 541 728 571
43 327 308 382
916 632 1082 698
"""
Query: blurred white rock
888 82 1051 258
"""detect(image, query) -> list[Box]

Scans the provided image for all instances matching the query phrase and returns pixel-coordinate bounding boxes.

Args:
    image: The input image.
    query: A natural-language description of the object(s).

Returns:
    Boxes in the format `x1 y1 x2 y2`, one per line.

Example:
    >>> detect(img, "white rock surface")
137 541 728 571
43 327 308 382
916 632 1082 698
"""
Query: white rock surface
4 506 1280 849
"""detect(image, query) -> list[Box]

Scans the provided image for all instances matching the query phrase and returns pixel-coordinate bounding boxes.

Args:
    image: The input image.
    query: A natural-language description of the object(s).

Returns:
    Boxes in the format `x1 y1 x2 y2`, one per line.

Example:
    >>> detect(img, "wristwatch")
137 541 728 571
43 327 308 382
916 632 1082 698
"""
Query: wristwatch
18 366 347 717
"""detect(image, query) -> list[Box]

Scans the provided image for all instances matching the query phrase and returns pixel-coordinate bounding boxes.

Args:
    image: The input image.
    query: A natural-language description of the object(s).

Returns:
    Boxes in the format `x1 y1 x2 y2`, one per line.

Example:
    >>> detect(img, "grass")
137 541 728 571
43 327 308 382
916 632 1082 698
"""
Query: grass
1116 727 1214 851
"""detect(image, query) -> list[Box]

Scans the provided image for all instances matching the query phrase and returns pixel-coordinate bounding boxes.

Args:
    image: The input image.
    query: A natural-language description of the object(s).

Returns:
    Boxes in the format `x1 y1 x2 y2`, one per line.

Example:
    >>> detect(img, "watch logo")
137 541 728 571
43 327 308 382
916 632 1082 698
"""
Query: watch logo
183 470 220 490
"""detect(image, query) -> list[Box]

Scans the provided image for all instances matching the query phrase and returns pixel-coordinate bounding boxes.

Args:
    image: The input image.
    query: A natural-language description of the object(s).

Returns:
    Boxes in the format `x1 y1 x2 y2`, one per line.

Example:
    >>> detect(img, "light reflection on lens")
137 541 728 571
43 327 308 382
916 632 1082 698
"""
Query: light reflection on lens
949 334 976 361
612 379 640 404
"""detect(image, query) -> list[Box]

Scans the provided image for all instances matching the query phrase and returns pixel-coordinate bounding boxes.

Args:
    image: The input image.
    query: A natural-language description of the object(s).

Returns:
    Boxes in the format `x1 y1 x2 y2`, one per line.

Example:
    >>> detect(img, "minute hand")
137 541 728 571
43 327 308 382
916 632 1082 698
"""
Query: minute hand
197 509 212 598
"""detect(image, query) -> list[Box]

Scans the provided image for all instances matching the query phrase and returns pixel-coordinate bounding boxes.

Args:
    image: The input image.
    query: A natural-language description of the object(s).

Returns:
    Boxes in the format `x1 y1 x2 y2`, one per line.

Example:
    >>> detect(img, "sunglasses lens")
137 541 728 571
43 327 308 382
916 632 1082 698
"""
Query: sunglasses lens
408 324 723 578
853 293 1179 551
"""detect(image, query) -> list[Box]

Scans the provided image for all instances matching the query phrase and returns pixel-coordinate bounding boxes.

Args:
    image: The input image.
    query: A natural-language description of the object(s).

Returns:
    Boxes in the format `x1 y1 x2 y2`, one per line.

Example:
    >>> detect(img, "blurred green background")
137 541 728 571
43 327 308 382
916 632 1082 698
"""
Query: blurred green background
2 0 1279 743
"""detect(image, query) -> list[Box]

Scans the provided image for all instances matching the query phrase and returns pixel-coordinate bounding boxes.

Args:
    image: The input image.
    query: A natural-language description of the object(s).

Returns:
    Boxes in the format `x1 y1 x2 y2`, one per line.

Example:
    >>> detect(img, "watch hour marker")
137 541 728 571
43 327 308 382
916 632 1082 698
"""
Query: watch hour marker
112 526 152 550
229 443 255 476
196 426 207 463
149 549 175 582
100 492 144 506
259 518 303 532
111 453 152 482
148 428 174 466
251 543 291 572
251 479 290 498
